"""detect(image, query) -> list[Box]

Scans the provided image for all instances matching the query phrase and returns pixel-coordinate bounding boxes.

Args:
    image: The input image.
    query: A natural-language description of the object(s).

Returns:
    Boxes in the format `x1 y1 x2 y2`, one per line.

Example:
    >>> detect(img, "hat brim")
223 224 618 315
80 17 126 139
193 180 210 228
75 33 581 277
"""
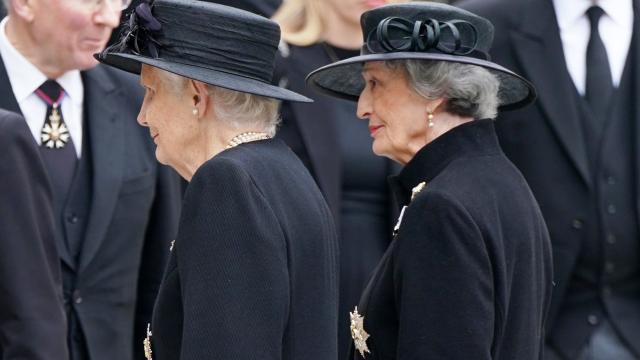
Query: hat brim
306 52 536 111
96 52 312 103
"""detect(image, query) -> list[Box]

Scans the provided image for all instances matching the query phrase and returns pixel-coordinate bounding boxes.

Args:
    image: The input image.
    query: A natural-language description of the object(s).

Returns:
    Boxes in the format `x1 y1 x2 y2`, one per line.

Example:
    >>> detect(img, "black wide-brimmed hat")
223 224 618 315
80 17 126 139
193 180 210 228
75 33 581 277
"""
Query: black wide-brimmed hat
306 2 535 110
96 0 310 102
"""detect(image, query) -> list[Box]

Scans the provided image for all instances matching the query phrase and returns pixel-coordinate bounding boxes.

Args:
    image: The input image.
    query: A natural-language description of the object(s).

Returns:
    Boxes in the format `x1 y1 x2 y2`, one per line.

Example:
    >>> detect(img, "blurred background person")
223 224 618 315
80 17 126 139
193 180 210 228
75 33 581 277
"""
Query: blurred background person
0 109 67 360
272 0 403 357
459 0 640 358
0 0 182 359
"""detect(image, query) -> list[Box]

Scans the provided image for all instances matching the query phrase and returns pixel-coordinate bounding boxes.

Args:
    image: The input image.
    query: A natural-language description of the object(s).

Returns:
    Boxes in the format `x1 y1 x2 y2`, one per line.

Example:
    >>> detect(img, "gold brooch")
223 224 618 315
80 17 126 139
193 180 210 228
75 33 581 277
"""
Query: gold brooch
143 323 153 360
411 181 427 201
350 307 370 358
393 181 428 236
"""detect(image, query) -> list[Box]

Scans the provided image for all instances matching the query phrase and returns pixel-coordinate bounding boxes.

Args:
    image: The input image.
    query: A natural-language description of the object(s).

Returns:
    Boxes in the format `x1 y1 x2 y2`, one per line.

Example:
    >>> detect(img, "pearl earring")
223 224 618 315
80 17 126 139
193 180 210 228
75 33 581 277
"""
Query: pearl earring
192 108 199 116
427 112 435 128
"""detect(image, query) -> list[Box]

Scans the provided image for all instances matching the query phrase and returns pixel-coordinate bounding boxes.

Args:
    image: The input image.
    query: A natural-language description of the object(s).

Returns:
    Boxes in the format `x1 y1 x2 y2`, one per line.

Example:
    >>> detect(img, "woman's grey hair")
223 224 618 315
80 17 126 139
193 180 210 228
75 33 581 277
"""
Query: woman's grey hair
158 70 280 137
386 59 500 120
2 0 10 12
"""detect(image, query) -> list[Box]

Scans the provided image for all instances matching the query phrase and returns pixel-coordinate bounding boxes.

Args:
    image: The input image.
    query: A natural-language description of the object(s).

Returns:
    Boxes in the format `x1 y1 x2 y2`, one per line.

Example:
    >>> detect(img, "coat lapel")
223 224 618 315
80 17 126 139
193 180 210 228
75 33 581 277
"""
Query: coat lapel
78 66 125 271
510 0 591 186
632 0 640 261
0 56 78 268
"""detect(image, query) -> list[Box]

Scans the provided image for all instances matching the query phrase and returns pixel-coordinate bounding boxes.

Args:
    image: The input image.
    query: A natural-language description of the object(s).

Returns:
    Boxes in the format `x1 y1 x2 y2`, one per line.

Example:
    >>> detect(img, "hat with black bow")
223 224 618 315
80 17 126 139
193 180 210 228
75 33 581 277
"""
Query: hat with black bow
96 0 310 102
306 2 535 110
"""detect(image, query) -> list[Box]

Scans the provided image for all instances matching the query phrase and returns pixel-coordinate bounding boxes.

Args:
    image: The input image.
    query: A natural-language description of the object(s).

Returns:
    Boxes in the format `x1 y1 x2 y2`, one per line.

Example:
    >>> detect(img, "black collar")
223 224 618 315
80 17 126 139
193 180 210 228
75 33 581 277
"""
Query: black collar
390 118 501 205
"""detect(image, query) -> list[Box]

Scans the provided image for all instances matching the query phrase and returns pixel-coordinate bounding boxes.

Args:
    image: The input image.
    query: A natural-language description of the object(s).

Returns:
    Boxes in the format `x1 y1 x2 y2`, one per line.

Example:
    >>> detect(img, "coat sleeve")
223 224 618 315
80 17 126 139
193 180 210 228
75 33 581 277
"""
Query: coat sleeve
134 163 183 358
177 157 290 360
393 191 494 360
0 112 69 360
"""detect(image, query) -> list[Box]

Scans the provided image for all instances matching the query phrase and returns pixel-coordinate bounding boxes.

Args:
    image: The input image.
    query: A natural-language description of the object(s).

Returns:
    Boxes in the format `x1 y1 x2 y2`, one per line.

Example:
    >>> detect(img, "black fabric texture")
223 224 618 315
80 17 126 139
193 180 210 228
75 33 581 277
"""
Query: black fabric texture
348 119 553 359
150 139 339 360
0 109 68 360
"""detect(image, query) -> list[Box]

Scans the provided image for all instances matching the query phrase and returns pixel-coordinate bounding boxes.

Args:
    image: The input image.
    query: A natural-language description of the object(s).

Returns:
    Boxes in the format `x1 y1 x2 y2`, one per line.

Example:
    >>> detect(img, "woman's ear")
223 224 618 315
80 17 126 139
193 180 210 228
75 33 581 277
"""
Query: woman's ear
428 98 446 115
189 79 210 118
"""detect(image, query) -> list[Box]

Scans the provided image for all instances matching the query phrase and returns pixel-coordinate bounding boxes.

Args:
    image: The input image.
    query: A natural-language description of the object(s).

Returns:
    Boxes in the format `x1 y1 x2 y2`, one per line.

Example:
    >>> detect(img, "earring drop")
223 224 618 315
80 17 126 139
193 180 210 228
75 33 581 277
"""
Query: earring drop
192 108 199 116
427 112 435 128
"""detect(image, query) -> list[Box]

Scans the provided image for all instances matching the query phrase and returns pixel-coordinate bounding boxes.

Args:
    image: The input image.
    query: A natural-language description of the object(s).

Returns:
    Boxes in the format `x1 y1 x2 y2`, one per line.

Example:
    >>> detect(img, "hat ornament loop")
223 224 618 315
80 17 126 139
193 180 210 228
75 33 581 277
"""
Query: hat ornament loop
104 0 162 59
366 17 479 56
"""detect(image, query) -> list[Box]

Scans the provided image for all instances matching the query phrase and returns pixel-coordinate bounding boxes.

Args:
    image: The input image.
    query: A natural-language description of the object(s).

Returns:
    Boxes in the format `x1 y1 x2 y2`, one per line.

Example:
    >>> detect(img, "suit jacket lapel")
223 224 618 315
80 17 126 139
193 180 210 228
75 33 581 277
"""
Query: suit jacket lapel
0 56 22 114
78 66 125 271
510 0 592 186
0 56 78 267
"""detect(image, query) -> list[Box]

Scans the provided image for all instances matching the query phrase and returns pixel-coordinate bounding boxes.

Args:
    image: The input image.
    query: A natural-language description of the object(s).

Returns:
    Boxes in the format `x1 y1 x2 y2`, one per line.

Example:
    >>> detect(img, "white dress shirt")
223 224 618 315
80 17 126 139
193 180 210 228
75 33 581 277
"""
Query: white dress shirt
552 0 633 95
0 17 84 157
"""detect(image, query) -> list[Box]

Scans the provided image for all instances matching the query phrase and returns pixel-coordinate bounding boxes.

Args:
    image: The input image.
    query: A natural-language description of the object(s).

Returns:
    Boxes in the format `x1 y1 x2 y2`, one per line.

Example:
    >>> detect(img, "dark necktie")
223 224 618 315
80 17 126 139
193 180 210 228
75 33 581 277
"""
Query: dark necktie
36 80 78 202
585 6 613 136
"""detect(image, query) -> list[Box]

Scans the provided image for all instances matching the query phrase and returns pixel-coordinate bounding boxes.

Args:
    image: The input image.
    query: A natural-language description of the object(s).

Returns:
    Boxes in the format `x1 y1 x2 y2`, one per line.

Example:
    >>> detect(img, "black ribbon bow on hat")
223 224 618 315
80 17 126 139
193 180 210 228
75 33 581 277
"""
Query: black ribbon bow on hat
365 17 482 58
107 0 163 58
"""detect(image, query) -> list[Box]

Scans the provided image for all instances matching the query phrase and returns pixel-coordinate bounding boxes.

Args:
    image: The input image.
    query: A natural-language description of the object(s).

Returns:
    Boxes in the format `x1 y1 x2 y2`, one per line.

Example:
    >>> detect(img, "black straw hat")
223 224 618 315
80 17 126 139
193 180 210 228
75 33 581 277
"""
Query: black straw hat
306 2 536 110
97 0 310 102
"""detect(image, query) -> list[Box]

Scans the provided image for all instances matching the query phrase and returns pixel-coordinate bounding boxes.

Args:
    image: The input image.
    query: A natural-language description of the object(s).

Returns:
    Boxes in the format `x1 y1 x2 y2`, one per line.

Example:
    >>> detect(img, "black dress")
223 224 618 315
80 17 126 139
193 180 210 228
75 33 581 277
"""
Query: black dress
349 120 553 360
149 139 339 360
277 43 396 359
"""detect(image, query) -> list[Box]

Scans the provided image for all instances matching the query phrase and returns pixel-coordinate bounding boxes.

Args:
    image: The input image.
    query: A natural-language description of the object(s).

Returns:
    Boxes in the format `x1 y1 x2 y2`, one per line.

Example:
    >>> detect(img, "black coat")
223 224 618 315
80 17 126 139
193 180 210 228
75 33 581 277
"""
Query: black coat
0 109 68 359
150 139 339 360
276 44 399 359
457 0 640 357
349 120 553 360
0 62 183 360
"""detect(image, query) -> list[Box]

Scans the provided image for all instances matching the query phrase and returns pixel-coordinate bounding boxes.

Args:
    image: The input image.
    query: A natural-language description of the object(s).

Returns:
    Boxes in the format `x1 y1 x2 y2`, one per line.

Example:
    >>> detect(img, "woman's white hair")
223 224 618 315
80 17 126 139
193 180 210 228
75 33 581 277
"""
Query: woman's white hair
387 59 501 120
158 70 281 136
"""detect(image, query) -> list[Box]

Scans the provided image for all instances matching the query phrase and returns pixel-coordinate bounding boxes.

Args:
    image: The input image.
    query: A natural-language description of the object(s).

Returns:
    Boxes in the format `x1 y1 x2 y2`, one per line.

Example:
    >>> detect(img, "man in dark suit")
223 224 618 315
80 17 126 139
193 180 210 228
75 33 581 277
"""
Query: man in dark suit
0 109 67 359
458 0 640 358
0 0 181 359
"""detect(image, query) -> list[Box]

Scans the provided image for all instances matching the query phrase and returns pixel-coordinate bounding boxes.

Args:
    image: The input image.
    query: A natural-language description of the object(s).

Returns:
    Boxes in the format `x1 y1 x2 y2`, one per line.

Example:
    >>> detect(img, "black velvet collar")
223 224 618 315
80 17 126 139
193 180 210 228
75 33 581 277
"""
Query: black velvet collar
389 118 501 205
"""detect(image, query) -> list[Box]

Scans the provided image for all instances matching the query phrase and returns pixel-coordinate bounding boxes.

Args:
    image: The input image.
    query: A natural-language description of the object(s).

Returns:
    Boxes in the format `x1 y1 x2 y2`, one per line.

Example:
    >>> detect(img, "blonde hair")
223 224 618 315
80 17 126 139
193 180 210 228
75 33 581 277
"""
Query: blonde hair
272 0 326 46
273 0 405 46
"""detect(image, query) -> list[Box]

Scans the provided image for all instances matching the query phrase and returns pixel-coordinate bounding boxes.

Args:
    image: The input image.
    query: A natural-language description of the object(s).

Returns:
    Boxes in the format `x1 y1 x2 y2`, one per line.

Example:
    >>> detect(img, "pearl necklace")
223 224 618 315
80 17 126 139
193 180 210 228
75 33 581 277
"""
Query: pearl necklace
226 132 271 149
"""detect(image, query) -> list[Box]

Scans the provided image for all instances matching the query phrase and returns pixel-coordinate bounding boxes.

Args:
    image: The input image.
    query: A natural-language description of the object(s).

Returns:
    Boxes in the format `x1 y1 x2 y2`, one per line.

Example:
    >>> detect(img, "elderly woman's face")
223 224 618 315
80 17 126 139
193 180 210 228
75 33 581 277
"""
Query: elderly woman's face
357 61 436 164
138 65 199 168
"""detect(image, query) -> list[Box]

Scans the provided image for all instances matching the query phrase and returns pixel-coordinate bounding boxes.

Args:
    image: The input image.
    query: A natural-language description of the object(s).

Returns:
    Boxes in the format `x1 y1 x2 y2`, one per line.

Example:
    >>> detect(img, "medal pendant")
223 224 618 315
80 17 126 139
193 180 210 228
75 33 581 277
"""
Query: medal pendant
40 106 70 149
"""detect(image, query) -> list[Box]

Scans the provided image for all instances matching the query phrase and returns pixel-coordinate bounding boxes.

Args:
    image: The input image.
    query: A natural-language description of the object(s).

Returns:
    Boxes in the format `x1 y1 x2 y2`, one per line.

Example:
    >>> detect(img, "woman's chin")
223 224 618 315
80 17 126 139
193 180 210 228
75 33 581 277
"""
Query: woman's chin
155 149 170 166
371 139 387 157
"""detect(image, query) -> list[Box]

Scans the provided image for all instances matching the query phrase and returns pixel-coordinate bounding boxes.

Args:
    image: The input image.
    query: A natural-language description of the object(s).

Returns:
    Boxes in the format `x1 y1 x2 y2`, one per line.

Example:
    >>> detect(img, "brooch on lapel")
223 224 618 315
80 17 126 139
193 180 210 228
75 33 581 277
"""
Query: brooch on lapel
393 181 427 236
350 306 371 358
411 181 427 201
169 240 175 252
143 323 153 360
